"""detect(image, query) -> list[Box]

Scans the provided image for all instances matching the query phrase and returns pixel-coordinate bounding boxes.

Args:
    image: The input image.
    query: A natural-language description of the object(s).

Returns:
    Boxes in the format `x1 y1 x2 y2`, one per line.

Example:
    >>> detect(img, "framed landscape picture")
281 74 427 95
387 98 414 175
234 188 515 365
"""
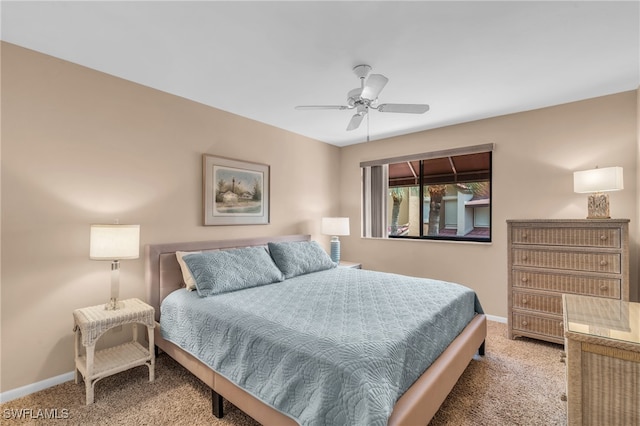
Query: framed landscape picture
202 154 270 225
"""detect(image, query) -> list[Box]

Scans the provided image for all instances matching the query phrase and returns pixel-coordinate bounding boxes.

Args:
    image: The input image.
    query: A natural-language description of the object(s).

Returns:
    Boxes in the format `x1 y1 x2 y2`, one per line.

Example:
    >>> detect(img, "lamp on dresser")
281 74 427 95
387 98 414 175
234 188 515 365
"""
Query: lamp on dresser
573 166 623 219
321 217 350 263
89 223 140 310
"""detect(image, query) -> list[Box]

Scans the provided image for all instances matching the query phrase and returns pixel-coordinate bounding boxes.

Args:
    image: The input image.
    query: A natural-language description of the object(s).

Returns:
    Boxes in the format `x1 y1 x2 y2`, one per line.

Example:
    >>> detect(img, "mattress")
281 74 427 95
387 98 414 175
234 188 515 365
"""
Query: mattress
160 267 483 425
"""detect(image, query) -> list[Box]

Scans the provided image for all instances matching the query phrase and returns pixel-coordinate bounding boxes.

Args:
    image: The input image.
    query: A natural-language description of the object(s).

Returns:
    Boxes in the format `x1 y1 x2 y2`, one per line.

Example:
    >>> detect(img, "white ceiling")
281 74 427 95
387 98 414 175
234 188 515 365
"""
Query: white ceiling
2 1 639 147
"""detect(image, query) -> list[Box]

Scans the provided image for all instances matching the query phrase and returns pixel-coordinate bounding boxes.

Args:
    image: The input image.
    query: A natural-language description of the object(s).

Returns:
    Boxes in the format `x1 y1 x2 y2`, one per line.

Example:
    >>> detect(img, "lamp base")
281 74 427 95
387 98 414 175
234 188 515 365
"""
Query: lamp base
587 193 611 219
105 298 123 310
330 237 341 263
105 260 122 310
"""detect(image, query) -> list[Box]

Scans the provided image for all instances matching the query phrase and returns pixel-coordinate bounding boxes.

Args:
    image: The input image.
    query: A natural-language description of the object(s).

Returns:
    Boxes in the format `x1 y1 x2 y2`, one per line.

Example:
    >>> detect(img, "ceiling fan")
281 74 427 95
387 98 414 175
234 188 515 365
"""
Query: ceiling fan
295 64 430 132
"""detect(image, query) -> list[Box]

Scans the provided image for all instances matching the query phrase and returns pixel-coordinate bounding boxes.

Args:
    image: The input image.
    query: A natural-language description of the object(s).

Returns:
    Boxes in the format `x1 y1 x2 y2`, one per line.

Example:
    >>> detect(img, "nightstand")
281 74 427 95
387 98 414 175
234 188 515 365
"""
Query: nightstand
338 261 361 269
73 298 155 404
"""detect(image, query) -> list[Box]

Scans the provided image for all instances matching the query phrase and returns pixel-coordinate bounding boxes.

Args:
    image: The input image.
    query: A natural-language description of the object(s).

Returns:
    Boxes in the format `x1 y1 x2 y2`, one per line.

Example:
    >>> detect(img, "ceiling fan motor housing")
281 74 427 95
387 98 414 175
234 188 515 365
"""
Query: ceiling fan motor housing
347 88 363 107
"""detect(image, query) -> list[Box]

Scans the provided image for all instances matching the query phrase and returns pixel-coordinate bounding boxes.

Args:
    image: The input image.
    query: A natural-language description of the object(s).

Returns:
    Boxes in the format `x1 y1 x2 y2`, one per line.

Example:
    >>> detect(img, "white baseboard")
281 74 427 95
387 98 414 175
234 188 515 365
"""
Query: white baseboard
486 314 507 323
0 371 74 403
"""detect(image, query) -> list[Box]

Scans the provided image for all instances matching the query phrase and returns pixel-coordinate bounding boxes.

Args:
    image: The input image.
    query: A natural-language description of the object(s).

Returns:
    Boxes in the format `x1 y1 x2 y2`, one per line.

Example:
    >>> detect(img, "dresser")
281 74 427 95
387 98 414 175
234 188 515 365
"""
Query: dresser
507 219 630 344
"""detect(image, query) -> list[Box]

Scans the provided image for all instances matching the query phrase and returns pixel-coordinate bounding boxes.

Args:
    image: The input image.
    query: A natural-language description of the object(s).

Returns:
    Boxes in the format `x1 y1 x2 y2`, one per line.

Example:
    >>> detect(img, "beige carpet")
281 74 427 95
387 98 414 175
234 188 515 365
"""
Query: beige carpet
1 321 566 425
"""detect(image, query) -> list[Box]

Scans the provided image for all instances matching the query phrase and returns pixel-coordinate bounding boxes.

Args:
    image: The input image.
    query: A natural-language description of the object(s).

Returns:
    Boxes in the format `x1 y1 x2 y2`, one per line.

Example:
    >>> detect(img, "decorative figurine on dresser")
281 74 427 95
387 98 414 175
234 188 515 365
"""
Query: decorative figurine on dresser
507 219 630 344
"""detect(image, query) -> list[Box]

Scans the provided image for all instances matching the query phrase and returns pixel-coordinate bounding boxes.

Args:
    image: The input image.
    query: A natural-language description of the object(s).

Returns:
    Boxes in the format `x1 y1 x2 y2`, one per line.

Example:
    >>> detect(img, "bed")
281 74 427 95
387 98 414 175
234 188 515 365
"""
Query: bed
145 234 486 425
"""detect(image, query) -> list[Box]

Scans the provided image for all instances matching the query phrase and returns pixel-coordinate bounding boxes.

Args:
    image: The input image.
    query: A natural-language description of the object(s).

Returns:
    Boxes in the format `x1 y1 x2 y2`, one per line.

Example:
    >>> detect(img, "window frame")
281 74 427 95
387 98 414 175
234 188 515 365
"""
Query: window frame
361 143 494 243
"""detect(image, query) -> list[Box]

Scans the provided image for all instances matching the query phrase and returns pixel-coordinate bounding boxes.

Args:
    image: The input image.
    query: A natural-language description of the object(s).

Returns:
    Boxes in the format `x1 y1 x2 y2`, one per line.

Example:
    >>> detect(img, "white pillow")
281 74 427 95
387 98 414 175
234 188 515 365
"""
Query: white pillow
176 251 201 291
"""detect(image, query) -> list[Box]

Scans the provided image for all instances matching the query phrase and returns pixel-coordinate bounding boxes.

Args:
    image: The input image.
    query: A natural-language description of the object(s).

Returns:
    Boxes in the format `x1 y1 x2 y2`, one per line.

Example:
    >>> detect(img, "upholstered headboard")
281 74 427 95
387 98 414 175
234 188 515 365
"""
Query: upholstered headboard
144 234 310 321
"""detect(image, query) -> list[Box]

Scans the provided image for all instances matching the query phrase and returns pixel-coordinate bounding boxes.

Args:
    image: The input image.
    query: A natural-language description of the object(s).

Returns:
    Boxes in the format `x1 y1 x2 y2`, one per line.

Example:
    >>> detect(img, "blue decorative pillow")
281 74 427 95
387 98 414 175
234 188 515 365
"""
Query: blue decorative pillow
182 247 284 297
268 240 336 279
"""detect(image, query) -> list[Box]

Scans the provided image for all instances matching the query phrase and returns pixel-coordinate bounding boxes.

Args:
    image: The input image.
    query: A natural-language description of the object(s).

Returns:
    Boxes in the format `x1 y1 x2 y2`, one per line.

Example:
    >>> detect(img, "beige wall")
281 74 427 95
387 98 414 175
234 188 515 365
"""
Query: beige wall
0 43 340 392
340 91 639 316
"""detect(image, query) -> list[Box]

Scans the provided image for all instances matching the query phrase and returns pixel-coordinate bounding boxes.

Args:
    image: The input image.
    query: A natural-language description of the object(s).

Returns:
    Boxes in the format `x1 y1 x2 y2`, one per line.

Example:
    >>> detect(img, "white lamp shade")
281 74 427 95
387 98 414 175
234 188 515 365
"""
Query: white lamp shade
322 217 350 236
90 224 140 260
573 167 623 193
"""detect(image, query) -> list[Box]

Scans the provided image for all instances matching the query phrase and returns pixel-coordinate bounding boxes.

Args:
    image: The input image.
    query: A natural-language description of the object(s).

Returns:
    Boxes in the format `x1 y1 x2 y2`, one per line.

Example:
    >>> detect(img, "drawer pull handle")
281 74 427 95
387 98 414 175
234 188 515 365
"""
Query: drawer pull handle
558 321 563 328
522 233 528 239
522 298 528 304
600 260 608 266
522 255 528 261
600 285 608 291
521 277 529 283
600 235 607 241
521 320 528 327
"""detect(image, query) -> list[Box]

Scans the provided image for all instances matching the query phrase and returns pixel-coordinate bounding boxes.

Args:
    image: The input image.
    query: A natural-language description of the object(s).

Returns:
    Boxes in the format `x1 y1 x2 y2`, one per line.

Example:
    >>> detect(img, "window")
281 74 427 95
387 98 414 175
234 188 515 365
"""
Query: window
361 144 493 242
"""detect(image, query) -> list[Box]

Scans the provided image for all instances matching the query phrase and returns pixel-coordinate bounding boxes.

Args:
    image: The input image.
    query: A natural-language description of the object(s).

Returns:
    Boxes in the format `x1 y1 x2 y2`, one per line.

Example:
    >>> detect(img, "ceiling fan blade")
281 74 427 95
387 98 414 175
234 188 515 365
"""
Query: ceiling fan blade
377 103 430 114
346 113 365 131
295 105 350 110
361 74 388 100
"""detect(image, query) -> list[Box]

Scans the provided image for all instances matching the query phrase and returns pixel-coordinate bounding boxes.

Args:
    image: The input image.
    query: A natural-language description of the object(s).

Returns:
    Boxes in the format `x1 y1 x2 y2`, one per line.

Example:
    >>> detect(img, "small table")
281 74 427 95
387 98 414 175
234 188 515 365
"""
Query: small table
337 261 361 269
73 298 155 404
563 294 639 425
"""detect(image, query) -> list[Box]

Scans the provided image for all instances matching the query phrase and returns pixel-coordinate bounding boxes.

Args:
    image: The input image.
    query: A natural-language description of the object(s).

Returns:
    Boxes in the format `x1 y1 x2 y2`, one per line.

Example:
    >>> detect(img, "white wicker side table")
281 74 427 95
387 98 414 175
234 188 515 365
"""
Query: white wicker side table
73 298 155 405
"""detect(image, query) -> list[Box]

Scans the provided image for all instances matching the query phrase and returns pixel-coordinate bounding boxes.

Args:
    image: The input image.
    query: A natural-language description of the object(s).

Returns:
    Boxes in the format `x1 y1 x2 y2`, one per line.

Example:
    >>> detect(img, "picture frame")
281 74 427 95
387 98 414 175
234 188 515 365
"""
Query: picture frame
202 154 270 225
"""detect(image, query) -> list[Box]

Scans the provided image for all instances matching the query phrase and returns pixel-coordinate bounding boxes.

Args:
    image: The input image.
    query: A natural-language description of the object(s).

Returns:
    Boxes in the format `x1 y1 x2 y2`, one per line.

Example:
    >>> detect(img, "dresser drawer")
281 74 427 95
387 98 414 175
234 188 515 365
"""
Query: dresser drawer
511 227 621 248
512 291 562 315
512 249 621 274
512 270 621 298
512 312 564 340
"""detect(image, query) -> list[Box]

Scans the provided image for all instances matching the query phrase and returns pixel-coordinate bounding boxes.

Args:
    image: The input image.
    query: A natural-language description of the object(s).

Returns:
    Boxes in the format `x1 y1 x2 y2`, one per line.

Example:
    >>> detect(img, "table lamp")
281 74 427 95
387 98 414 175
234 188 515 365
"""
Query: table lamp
90 224 140 310
321 217 350 263
573 167 623 219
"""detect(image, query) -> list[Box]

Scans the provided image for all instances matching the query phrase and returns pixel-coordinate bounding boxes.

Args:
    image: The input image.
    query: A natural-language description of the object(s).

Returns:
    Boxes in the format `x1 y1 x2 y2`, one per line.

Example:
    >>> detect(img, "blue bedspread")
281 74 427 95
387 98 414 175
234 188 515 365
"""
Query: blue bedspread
160 268 483 425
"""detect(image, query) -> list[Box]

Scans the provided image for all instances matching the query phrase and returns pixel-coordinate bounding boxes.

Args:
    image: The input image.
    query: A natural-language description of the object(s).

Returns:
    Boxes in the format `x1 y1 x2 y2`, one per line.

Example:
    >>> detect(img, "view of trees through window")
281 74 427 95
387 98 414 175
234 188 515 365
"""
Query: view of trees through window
387 152 491 242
